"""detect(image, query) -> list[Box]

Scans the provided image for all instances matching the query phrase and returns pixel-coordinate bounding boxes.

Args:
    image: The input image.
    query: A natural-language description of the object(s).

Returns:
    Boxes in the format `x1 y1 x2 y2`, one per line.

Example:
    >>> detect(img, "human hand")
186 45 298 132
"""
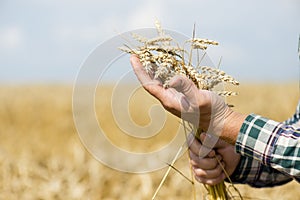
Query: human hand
188 133 240 185
130 55 232 138
130 54 204 124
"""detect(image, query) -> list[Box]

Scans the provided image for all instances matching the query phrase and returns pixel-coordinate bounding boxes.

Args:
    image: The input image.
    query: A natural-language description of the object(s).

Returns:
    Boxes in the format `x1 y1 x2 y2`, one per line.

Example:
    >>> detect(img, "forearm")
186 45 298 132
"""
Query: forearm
220 110 247 145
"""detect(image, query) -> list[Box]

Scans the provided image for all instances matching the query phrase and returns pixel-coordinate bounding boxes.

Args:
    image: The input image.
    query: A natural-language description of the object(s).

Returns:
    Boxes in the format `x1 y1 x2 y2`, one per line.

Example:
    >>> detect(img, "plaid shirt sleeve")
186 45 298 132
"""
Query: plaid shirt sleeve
228 100 300 187
228 155 293 187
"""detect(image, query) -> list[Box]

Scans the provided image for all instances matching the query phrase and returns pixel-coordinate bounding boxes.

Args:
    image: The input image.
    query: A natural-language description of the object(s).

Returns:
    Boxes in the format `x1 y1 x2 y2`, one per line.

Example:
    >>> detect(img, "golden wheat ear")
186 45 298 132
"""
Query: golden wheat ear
119 20 241 200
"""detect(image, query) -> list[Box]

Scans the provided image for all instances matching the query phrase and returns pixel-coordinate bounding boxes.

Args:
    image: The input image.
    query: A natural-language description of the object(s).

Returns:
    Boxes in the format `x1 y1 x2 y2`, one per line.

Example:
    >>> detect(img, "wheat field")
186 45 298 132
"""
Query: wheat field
0 83 299 200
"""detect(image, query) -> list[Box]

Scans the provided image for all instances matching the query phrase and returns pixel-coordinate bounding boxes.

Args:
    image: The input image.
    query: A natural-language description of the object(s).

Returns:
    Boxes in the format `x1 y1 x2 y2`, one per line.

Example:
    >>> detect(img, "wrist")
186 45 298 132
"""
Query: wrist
221 110 247 145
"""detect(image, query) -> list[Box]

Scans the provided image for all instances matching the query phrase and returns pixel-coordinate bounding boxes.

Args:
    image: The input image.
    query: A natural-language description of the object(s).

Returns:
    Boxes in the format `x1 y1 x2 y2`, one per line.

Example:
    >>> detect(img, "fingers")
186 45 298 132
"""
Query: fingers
130 55 170 105
188 134 215 158
189 151 220 170
168 75 194 94
130 54 151 84
130 55 193 119
199 132 228 149
168 75 201 112
130 55 157 89
193 163 225 179
130 55 208 127
190 151 226 185
194 171 226 186
188 133 226 185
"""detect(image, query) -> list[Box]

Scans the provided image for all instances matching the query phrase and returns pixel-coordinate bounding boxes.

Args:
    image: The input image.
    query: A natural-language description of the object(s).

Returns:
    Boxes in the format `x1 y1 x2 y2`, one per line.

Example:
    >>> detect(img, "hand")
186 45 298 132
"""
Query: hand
188 133 241 185
130 55 231 136
130 54 205 124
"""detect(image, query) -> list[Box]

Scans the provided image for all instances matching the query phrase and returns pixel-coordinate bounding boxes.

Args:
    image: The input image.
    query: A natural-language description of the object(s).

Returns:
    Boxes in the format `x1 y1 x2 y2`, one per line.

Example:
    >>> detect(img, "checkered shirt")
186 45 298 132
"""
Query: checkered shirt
229 100 300 187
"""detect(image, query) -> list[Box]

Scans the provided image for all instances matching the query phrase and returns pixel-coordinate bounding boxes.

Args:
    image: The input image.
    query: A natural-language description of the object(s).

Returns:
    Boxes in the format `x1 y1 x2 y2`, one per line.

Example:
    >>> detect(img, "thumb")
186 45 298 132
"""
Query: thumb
168 75 200 111
168 75 196 95
200 133 228 149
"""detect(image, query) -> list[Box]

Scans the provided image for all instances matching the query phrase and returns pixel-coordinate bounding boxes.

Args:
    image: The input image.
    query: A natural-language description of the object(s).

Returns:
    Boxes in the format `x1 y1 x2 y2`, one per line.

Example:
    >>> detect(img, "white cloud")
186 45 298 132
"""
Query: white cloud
0 27 24 50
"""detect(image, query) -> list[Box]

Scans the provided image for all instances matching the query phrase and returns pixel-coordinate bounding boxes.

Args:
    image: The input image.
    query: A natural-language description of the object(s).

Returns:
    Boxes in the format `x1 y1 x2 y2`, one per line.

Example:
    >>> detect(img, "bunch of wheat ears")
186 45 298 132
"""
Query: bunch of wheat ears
119 20 243 200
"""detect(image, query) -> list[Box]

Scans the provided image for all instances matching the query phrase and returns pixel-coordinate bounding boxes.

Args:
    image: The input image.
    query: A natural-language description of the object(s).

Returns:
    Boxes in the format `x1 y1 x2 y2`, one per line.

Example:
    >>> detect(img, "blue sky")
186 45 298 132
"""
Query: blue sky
0 0 299 84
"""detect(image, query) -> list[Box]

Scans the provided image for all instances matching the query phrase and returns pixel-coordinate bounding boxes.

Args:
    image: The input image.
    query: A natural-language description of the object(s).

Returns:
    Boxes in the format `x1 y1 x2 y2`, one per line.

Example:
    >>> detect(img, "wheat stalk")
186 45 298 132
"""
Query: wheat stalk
120 20 242 200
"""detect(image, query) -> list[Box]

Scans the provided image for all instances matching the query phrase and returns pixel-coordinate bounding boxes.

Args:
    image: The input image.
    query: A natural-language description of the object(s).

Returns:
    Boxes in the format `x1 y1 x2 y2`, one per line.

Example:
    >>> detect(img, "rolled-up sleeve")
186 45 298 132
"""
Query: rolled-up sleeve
235 114 300 179
228 155 293 187
229 100 300 187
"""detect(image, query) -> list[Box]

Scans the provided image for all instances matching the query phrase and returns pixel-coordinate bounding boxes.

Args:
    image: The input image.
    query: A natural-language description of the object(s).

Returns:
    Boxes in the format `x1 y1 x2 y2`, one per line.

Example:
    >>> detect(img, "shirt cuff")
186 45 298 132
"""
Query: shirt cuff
227 155 293 187
235 114 281 166
226 155 261 186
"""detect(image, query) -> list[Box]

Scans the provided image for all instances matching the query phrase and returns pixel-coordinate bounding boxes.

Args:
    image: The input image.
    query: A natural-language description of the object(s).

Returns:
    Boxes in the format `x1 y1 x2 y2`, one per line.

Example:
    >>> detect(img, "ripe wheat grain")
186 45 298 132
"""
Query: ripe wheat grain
119 20 241 200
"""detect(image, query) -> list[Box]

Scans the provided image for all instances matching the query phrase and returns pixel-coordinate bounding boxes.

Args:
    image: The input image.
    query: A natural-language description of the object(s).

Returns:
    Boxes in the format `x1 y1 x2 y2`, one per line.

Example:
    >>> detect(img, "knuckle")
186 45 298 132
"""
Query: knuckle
193 168 206 177
211 159 219 168
190 159 198 167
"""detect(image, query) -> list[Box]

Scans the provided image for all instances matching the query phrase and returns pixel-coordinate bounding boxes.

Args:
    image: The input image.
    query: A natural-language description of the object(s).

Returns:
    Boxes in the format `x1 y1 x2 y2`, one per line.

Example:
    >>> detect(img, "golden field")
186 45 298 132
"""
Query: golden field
0 83 299 200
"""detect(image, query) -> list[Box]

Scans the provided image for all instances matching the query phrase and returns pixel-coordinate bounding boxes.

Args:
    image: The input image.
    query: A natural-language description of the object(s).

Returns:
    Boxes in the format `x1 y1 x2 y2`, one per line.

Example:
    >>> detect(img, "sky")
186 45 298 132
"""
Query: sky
0 0 299 84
